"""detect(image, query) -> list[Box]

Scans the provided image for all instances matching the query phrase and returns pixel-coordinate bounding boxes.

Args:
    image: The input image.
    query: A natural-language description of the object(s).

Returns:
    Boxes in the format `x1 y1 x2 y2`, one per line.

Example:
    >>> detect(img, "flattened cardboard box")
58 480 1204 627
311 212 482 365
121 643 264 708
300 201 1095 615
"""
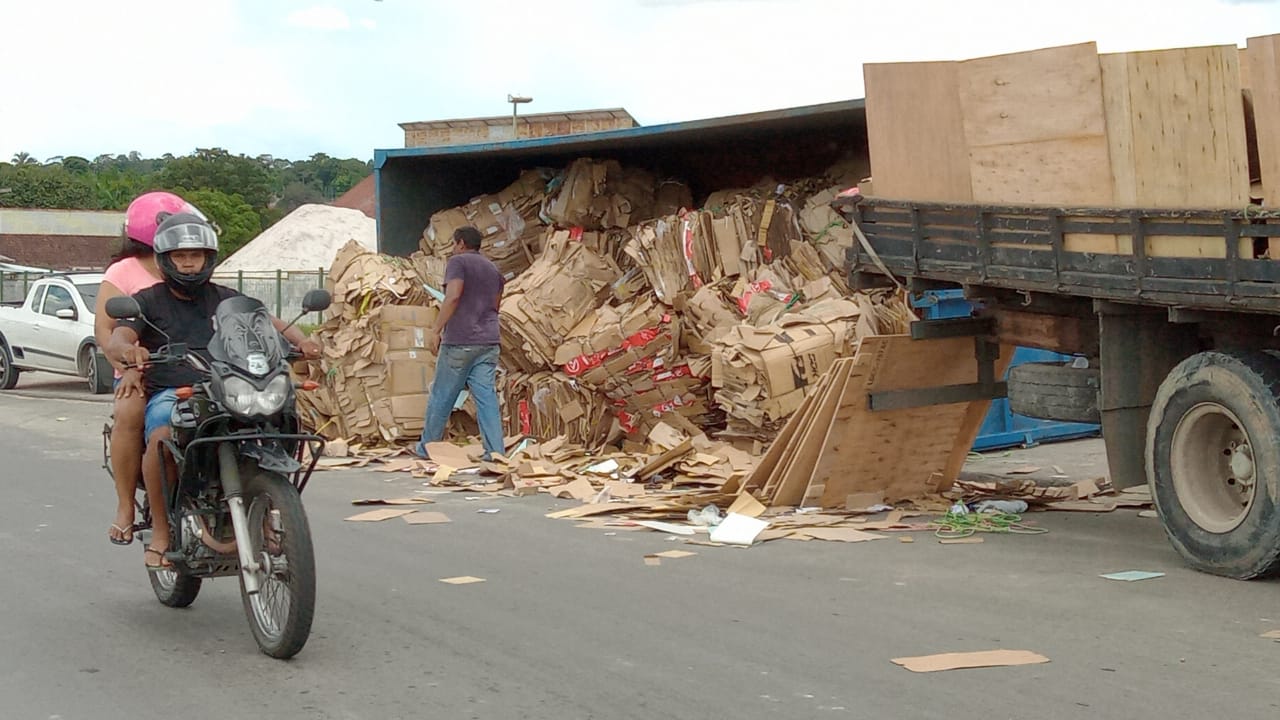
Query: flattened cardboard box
386 350 436 396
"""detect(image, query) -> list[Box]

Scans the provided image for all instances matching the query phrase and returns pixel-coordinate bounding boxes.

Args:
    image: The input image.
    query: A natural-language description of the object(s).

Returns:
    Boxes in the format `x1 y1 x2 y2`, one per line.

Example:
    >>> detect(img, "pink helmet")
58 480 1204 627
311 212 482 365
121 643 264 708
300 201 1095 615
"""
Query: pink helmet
124 191 205 247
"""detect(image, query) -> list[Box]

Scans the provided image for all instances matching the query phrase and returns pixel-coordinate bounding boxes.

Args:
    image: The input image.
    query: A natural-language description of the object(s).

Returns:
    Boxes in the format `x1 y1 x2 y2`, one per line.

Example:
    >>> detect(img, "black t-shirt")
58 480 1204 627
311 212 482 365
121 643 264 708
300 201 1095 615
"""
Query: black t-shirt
122 283 241 393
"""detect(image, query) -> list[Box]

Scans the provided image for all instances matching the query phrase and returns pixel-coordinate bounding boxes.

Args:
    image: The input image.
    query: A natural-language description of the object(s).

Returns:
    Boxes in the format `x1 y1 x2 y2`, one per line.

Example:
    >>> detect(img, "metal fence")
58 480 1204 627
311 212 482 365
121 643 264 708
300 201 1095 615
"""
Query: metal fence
2 269 328 325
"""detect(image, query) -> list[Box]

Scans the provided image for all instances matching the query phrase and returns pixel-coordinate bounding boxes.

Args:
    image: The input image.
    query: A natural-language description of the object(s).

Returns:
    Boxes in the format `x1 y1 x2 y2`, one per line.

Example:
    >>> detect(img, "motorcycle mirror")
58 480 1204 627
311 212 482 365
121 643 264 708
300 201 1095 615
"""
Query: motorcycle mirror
301 289 331 313
105 296 141 320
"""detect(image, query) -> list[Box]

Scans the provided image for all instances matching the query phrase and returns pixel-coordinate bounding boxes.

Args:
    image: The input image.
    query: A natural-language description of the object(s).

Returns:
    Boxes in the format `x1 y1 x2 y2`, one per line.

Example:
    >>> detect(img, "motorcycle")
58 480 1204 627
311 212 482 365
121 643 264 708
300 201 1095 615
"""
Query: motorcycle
102 289 330 659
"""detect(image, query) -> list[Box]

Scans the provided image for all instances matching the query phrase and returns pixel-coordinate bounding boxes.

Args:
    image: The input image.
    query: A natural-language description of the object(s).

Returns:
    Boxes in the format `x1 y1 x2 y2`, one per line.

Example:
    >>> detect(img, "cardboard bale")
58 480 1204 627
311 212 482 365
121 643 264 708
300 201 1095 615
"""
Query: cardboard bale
505 371 613 447
499 231 622 370
544 159 658 230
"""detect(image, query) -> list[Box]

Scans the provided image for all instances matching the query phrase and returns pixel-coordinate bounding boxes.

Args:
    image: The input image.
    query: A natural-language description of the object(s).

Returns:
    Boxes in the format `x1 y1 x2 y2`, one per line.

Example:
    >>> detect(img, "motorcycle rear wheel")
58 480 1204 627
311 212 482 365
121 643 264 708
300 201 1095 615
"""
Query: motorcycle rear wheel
239 470 316 659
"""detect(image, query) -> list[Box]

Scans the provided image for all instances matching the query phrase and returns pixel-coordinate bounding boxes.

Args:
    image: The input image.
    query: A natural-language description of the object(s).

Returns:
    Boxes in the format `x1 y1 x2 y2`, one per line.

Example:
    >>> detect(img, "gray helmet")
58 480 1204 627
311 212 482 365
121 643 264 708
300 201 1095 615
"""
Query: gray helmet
153 212 218 293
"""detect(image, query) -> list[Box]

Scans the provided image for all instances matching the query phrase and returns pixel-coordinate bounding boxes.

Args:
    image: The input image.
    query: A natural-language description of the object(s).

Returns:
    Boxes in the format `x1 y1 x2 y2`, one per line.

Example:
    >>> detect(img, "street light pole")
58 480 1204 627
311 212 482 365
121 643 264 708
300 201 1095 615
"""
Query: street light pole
508 94 532 139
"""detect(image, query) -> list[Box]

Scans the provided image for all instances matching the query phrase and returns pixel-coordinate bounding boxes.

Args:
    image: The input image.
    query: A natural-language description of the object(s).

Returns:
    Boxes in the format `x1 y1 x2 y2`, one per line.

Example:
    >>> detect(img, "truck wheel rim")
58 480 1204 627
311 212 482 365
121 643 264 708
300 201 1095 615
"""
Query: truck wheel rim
1170 402 1256 533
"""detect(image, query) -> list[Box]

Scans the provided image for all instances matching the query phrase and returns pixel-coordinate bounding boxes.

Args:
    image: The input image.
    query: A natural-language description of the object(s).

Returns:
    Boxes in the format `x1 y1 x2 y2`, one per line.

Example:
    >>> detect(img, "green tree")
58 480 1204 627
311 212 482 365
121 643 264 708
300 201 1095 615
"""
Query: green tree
0 164 97 208
184 188 261 261
278 181 324 214
10 152 37 166
158 148 274 213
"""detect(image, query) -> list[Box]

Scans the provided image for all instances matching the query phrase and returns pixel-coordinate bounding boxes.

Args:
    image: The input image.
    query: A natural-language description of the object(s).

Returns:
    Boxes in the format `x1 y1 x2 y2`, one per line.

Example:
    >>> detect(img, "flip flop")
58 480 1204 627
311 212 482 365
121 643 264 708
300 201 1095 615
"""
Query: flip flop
108 523 134 546
143 546 172 572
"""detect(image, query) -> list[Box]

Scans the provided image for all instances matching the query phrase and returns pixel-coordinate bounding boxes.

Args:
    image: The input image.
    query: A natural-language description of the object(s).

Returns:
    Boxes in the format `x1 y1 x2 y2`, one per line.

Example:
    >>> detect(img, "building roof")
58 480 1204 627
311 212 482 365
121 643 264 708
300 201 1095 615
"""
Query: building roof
331 174 375 218
399 108 636 131
0 208 125 237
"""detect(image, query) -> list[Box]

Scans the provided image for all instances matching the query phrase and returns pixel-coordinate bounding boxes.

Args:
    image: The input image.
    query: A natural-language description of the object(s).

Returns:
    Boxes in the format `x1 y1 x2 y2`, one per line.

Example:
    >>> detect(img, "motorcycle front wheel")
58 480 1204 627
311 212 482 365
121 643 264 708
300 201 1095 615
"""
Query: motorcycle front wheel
238 470 316 659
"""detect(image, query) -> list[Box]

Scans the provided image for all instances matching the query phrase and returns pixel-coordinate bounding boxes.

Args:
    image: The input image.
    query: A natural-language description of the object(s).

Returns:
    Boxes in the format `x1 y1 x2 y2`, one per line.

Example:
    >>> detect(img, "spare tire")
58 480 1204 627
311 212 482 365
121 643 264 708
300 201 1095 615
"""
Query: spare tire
1007 361 1100 424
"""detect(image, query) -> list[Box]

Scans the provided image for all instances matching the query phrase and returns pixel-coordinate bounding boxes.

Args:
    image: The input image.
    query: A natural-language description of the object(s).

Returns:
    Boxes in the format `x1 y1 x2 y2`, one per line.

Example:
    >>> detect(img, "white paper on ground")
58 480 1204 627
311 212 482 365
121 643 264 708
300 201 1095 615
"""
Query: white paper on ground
709 512 770 546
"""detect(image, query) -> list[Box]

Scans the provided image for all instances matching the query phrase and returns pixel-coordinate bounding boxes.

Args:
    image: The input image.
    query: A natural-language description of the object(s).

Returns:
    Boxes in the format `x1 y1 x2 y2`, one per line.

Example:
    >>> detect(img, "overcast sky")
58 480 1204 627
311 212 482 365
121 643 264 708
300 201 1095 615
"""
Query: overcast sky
1 0 1277 162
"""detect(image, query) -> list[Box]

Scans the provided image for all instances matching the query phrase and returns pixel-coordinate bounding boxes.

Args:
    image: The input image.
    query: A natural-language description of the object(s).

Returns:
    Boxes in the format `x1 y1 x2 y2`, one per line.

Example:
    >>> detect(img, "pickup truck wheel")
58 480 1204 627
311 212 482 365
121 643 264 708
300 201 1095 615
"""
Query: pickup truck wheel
1146 350 1280 579
1006 362 1100 424
0 341 19 390
83 346 112 395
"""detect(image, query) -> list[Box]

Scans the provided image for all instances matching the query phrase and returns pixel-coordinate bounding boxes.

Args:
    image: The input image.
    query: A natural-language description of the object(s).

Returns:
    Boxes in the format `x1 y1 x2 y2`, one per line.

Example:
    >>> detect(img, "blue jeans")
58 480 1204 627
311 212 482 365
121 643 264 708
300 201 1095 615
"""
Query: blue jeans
144 388 179 442
417 344 503 460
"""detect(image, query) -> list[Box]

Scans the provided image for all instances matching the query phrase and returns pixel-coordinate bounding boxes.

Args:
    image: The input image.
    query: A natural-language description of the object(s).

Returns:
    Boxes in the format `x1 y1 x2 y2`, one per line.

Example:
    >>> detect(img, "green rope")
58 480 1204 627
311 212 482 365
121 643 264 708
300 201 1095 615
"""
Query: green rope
930 511 1049 539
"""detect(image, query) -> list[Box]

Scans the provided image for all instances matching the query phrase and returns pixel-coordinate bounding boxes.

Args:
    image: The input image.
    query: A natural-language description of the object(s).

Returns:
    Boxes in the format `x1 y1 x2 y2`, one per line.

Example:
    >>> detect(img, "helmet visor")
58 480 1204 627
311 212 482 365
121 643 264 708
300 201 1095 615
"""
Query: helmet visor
153 221 218 254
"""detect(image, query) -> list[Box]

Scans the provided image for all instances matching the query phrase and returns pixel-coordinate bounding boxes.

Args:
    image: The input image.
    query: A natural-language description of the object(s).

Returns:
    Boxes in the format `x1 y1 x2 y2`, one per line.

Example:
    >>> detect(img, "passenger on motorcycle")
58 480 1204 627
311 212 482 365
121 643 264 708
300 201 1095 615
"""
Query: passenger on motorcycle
104 213 321 571
98 192 205 546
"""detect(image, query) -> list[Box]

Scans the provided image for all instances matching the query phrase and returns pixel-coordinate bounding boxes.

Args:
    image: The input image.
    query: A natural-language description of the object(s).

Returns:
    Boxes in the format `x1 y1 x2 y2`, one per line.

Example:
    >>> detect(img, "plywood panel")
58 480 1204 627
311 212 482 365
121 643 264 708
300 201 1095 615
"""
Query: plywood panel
863 62 973 202
968 137 1115 206
956 43 1115 213
959 43 1107 148
1124 45 1249 209
808 335 987 505
1248 34 1280 208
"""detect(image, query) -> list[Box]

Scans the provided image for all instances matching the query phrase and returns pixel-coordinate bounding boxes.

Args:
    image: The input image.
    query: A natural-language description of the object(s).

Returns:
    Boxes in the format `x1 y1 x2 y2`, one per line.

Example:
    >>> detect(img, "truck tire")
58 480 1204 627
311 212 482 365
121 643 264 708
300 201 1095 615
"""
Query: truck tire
1146 350 1280 579
0 339 19 390
1006 362 1100 424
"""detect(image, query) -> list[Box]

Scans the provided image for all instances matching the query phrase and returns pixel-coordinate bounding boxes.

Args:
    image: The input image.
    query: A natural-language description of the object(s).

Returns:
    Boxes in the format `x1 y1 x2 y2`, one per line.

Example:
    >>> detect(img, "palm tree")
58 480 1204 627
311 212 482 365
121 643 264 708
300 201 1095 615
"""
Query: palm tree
11 151 37 165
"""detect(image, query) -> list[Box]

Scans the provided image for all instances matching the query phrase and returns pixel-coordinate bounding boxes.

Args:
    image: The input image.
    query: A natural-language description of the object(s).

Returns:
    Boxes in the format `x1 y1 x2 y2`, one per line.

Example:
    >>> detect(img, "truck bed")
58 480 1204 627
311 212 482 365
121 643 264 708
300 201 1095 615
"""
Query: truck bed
837 197 1280 314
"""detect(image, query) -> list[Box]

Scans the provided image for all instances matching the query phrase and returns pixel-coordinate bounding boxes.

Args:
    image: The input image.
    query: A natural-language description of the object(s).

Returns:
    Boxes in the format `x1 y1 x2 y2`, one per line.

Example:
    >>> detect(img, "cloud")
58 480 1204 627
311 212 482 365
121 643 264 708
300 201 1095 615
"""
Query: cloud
286 5 351 31
359 17 377 30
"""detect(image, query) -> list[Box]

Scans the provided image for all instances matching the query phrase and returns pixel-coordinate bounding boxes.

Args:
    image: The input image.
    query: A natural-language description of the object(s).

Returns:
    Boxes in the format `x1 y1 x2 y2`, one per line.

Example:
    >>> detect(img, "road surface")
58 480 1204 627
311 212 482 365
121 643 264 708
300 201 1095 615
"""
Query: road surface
0 390 1276 720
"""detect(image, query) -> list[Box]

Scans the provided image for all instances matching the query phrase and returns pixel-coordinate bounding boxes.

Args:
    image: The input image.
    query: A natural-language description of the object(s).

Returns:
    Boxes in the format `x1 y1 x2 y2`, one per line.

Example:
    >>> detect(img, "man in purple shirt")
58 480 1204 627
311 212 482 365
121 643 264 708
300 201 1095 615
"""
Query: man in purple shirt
417 226 506 460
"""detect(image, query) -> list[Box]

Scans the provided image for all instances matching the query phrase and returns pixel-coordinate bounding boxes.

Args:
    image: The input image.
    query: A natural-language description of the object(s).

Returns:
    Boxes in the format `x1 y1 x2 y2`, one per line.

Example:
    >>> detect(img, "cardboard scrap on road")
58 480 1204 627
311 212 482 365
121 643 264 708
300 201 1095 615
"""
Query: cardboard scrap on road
1100 570 1165 582
1260 630 1280 640
351 497 434 506
345 508 418 522
939 537 985 545
439 576 486 585
652 550 697 559
891 649 1050 673
404 511 452 525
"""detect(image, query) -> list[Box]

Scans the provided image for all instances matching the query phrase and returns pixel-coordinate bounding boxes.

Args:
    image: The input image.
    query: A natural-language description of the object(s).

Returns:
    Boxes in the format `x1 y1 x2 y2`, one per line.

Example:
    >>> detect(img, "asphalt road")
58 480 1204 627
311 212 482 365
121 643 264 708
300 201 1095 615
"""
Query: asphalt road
1 391 1278 720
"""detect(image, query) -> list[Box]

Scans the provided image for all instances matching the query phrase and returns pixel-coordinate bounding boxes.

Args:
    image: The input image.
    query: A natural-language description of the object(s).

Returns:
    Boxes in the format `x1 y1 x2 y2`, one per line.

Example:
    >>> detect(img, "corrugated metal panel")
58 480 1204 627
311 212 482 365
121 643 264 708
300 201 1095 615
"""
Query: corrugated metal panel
0 209 125 237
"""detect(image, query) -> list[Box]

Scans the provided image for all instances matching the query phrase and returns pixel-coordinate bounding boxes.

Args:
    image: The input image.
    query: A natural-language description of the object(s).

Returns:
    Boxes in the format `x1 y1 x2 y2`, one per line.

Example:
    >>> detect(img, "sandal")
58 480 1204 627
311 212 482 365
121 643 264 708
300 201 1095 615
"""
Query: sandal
108 523 134 546
143 546 172 572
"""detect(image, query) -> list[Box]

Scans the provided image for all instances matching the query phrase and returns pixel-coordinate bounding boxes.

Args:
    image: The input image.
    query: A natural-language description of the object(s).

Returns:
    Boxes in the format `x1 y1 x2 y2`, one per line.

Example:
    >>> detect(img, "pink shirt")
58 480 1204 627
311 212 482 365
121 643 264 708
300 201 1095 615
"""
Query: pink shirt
103 257 162 296
102 258 162 378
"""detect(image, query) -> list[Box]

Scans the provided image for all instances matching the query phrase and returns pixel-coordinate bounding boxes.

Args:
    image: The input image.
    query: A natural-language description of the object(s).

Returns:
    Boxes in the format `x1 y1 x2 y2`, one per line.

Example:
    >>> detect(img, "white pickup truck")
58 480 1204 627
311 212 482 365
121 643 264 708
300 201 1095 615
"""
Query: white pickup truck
0 273 113 394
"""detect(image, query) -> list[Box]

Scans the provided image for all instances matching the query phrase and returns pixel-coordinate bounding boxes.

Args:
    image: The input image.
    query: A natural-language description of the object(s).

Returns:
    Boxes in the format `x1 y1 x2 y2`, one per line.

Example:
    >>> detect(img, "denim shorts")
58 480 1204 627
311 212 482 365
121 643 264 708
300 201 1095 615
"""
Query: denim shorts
144 388 179 441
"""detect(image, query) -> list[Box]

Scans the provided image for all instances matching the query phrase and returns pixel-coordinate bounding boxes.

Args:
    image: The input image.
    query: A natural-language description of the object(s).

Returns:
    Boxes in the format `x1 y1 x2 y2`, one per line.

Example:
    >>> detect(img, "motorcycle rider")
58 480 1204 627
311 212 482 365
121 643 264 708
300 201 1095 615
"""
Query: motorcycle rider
96 192 204 546
105 212 321 571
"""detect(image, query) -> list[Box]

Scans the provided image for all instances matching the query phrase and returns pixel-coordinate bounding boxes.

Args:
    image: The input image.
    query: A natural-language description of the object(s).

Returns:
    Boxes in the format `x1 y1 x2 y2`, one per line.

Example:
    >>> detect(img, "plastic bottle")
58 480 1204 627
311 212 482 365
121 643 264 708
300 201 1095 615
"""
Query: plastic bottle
974 499 1029 514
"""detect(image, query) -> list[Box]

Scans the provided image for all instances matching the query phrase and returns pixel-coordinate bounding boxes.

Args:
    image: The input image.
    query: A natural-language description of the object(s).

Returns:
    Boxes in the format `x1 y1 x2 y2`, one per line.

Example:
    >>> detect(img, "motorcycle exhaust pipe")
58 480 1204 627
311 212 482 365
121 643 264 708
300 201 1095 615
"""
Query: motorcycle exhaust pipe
218 442 262 595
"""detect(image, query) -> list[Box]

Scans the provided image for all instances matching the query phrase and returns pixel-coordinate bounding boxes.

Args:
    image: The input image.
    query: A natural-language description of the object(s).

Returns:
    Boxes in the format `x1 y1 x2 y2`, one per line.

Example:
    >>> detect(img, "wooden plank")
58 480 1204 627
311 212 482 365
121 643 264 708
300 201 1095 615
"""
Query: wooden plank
811 335 985 506
940 345 1015 490
763 368 838 504
1120 45 1249 258
1248 34 1280 209
994 310 1099 356
740 385 818 496
774 360 852 508
956 43 1115 228
959 43 1108 149
863 61 973 202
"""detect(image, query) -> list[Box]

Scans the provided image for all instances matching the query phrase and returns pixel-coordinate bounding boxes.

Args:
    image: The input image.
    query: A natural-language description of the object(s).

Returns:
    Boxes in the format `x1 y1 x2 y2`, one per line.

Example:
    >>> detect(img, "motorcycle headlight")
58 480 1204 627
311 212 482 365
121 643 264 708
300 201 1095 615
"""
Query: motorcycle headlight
255 375 290 415
222 375 290 416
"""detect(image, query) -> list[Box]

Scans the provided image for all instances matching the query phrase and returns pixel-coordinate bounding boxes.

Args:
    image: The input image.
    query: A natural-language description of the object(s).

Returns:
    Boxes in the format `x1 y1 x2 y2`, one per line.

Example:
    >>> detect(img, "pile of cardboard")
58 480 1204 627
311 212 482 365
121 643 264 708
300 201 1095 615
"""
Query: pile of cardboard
296 241 449 444
421 169 551 282
300 155 912 458
498 231 624 372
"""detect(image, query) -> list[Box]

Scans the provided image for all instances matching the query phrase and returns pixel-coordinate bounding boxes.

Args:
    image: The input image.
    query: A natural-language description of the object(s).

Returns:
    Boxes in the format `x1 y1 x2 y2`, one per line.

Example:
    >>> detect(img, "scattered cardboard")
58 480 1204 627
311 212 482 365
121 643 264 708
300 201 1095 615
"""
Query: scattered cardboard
426 443 480 469
550 478 597 502
632 520 699 536
891 650 1050 673
789 528 887 543
1260 630 1280 640
1100 570 1165 582
439 576 486 585
351 497 434 506
345 508 418 522
652 550 697 559
726 493 767 518
404 511 452 525
939 537 985 545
